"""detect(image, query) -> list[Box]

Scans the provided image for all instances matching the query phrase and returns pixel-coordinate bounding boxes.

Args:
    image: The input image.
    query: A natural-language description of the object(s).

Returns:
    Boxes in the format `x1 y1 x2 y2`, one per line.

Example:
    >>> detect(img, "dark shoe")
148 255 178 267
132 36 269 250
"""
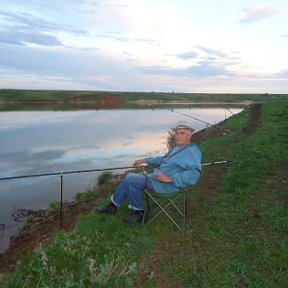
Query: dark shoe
123 211 148 223
95 204 117 215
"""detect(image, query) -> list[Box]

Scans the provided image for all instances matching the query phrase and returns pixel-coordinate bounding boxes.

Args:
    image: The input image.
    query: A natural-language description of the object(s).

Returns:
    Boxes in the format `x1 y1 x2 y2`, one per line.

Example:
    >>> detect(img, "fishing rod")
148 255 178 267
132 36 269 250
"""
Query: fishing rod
0 161 230 230
227 108 235 116
171 108 226 132
202 160 230 166
0 166 136 181
0 224 5 242
0 161 231 181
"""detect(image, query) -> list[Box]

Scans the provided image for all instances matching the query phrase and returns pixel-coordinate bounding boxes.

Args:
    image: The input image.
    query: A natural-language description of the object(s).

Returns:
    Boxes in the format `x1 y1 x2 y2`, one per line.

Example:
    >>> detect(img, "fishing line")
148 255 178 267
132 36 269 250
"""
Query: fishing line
171 108 226 132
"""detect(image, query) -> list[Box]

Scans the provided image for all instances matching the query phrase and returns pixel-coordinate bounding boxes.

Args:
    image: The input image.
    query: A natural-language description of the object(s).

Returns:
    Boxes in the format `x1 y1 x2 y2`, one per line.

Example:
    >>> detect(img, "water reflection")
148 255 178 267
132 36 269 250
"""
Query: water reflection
0 106 243 252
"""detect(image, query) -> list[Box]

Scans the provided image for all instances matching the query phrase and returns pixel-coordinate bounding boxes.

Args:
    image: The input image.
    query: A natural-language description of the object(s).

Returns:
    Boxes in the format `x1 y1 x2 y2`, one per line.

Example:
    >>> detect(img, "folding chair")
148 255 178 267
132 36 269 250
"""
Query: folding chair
142 188 187 232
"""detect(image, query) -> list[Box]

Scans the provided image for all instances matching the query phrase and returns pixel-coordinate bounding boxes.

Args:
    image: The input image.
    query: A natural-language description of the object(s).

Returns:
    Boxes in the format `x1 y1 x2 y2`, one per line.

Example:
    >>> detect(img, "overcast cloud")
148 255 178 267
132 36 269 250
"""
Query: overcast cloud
0 0 287 93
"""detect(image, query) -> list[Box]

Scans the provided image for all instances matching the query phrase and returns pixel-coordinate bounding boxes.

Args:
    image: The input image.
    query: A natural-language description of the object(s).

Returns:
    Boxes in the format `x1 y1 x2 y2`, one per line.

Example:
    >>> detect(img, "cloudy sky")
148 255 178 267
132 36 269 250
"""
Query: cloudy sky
0 0 287 93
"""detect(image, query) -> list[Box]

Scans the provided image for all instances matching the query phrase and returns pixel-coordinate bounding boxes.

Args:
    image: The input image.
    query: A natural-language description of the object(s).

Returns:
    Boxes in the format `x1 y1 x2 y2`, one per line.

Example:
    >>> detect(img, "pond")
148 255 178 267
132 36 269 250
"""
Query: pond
0 105 243 252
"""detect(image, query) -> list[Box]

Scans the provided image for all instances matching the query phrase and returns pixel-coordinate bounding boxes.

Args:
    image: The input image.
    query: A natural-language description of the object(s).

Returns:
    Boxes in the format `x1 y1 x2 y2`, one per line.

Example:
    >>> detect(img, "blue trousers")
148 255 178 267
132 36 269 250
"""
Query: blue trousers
111 173 154 210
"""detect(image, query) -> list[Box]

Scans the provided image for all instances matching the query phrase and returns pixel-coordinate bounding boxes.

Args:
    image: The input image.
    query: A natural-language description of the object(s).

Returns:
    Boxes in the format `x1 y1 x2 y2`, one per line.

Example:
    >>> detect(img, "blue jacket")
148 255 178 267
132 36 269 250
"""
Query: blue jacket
145 144 202 193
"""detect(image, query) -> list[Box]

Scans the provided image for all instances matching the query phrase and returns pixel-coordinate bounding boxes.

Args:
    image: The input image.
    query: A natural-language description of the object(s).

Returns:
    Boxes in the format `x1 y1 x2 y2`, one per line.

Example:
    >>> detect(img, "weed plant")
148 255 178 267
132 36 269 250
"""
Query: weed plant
97 171 113 185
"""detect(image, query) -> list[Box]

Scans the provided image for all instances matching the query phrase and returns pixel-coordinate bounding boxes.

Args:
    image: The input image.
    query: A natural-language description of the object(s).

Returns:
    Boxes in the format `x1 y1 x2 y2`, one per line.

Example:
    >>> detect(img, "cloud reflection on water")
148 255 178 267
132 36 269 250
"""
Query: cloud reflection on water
1 107 244 177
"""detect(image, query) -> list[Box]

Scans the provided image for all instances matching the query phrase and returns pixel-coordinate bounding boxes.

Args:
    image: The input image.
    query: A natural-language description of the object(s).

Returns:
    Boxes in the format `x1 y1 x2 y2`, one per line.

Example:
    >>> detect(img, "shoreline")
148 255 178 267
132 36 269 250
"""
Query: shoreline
0 118 228 266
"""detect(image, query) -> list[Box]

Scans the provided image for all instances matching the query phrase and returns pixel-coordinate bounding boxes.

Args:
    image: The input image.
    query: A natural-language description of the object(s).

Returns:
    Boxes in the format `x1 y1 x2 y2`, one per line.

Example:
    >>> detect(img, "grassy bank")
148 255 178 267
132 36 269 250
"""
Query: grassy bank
0 99 287 287
0 89 287 104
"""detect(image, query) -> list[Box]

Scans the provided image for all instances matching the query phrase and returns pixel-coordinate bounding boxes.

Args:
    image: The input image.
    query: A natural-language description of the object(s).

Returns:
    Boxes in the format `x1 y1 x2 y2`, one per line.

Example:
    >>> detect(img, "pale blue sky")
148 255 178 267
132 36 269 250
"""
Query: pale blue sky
0 0 287 93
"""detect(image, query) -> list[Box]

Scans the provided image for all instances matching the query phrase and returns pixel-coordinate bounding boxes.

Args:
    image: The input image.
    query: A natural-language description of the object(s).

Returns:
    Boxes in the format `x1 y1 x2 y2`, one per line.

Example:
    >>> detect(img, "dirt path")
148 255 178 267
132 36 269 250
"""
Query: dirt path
0 104 261 272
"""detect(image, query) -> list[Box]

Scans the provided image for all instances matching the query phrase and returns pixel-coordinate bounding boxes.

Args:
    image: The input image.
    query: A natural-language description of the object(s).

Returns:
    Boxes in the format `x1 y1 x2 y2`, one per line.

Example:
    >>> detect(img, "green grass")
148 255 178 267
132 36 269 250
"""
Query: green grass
1 88 287 111
1 88 287 104
2 213 152 287
1 99 287 287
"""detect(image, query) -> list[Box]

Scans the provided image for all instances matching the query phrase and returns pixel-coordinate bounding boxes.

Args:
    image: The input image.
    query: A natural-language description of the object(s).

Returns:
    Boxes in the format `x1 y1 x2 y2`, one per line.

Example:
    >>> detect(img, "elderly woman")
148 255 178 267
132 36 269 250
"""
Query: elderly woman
96 124 202 223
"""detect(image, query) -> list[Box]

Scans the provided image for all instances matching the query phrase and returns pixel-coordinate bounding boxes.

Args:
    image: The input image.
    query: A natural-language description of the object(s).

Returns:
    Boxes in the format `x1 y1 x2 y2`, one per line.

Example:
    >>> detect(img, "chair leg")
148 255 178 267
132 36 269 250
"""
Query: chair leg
143 190 185 232
142 210 148 225
183 192 187 232
142 190 150 226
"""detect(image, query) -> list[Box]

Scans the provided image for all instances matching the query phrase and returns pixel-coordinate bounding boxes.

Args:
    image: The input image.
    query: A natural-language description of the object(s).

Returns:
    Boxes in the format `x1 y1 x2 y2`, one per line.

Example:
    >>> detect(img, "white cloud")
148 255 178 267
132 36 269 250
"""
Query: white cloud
240 5 288 23
0 0 287 93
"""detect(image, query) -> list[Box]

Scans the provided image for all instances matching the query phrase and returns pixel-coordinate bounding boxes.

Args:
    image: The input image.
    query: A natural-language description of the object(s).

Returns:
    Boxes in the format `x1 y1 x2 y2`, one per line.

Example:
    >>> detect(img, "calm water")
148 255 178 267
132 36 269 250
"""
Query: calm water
0 106 243 252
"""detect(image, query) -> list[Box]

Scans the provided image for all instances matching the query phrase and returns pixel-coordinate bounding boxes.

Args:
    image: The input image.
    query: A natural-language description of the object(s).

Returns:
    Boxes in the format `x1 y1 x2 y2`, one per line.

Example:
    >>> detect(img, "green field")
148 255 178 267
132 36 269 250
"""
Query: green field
0 98 287 287
0 88 287 103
